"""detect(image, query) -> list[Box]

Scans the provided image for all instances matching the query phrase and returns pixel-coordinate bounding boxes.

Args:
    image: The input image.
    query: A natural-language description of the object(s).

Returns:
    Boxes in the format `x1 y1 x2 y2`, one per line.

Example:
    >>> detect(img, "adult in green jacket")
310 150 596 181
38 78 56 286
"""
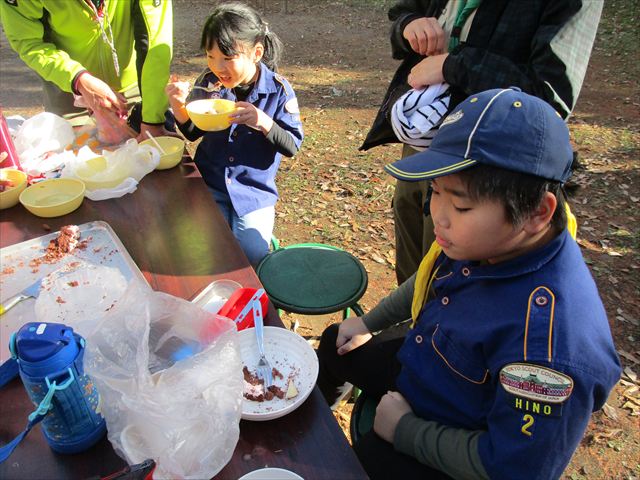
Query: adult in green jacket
1 0 173 138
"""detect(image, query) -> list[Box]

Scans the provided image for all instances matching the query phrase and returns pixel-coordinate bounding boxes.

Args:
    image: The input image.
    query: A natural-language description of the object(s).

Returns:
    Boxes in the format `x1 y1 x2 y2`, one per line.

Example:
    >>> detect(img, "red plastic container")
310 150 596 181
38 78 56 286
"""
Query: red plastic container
218 288 269 330
0 107 21 169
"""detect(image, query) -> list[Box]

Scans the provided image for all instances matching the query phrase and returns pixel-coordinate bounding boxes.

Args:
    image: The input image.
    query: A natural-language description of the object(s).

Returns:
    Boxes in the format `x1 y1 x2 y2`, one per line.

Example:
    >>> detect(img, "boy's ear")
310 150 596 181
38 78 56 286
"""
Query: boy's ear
523 192 557 234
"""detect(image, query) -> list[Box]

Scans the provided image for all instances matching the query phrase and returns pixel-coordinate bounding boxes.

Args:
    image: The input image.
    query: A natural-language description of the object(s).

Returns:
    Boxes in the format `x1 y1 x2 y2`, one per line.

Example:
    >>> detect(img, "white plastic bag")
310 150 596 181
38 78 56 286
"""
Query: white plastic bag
14 112 75 164
84 177 139 201
62 140 159 200
83 279 243 479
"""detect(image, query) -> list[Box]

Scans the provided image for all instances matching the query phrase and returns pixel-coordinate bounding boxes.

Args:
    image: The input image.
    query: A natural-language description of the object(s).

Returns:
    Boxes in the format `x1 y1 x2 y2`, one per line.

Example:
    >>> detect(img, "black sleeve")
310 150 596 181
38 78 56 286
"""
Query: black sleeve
265 122 299 157
131 0 147 87
388 0 447 59
176 118 205 142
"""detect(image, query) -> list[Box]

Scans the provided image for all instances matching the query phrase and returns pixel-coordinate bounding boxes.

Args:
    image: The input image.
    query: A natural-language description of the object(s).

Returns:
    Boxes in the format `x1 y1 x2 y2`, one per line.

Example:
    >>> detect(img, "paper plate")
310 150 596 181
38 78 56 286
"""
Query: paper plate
238 468 304 480
239 326 318 421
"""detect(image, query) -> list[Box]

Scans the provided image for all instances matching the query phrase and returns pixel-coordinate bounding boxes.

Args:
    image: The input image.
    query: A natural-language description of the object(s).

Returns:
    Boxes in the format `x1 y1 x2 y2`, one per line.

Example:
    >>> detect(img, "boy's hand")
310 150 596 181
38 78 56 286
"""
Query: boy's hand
408 53 448 89
374 391 413 443
336 316 372 355
230 101 274 135
403 17 445 56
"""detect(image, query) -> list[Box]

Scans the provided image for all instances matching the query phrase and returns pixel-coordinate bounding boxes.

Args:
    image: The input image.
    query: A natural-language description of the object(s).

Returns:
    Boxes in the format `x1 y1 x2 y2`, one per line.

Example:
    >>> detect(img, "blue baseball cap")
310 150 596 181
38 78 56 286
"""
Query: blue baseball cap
384 88 574 183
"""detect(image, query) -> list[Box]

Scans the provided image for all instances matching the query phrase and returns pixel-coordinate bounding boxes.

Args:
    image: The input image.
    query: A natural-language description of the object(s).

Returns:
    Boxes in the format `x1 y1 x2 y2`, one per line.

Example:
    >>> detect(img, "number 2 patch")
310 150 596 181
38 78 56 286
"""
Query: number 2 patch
521 414 534 437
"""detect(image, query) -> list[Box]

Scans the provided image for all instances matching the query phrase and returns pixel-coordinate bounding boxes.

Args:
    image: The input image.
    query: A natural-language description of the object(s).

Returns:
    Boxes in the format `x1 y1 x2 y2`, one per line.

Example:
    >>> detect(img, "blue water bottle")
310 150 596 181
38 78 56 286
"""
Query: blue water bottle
2 322 106 458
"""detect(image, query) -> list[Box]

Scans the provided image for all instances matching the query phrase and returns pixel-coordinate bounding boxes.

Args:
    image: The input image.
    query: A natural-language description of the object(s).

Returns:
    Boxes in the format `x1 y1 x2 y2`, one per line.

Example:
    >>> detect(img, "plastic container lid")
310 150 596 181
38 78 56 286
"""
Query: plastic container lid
13 322 80 376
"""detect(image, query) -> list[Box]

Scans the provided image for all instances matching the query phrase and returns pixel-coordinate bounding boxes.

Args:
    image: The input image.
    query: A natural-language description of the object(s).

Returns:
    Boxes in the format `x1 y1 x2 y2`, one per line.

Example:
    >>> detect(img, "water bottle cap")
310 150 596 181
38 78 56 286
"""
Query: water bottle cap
14 322 80 366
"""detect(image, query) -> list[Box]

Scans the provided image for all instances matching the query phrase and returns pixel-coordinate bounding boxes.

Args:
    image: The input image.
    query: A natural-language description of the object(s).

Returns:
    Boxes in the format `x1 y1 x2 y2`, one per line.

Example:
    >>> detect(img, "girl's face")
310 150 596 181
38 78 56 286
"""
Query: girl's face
206 41 264 88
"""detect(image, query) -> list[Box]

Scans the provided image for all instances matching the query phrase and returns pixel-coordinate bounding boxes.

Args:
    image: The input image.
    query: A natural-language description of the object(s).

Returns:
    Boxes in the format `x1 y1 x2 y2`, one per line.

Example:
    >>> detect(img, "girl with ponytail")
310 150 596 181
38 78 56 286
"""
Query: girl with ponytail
167 2 303 266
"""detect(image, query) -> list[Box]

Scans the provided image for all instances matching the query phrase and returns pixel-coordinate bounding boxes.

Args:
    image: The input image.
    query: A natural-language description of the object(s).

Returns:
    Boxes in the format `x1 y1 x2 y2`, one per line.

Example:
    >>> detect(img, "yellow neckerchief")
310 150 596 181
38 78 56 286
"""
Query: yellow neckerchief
410 203 578 326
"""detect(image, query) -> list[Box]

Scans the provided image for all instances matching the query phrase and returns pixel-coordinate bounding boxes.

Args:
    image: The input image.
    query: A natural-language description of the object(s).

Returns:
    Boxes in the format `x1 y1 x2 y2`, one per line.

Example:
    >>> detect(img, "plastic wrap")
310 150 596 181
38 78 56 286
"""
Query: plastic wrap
82 279 243 479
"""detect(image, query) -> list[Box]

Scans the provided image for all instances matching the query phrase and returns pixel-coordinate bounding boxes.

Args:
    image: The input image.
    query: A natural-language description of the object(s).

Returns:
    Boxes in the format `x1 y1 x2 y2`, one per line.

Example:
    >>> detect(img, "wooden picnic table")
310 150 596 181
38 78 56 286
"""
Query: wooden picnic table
0 157 367 479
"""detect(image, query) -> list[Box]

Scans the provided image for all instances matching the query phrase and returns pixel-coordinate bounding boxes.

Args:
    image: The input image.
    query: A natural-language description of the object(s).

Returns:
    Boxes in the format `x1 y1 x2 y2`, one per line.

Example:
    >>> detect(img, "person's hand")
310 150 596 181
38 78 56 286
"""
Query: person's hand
403 17 445 56
230 101 273 135
373 391 413 443
335 316 372 355
136 123 179 143
76 72 127 114
408 53 448 89
165 79 191 109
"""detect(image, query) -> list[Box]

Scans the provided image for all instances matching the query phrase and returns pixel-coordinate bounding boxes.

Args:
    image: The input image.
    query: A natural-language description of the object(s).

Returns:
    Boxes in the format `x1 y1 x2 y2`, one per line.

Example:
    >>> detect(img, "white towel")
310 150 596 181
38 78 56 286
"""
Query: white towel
391 83 451 151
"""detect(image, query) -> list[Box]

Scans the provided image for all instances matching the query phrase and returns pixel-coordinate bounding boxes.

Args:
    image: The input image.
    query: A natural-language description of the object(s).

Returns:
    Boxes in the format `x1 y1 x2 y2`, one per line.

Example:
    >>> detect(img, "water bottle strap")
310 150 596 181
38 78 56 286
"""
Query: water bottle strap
0 409 46 463
0 367 75 464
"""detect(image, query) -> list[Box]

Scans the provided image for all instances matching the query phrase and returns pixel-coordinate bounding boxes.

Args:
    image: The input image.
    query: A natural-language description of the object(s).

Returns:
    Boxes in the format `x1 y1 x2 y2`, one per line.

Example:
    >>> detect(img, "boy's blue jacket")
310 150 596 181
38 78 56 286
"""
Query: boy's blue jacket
177 63 303 217
396 229 621 479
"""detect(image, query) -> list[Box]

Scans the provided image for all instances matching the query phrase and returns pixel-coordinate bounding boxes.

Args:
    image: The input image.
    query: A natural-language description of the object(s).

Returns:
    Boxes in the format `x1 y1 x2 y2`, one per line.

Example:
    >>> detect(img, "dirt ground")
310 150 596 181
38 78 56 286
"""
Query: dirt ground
1 1 638 478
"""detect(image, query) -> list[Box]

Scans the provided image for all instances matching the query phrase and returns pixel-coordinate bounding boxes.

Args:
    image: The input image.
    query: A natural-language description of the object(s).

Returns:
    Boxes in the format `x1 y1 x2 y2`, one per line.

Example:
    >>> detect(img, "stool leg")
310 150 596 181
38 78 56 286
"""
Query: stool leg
342 307 351 320
352 304 364 317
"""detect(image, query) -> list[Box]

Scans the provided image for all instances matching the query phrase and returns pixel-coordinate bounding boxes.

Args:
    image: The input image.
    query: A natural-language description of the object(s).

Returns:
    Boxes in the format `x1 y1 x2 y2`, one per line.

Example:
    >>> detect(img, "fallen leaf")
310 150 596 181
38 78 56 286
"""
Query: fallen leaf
602 402 619 420
622 401 640 415
623 366 638 383
618 350 640 364
370 253 386 265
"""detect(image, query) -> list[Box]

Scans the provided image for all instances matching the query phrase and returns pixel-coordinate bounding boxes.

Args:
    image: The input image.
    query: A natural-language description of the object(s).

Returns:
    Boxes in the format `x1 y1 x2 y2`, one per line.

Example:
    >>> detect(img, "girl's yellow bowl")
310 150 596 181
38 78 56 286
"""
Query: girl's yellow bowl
19 178 85 218
140 136 186 170
186 98 236 131
0 168 28 209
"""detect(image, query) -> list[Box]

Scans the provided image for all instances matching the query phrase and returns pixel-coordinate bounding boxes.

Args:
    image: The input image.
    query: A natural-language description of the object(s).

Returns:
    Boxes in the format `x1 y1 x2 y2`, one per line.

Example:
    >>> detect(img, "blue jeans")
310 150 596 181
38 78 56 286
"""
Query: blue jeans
211 190 274 267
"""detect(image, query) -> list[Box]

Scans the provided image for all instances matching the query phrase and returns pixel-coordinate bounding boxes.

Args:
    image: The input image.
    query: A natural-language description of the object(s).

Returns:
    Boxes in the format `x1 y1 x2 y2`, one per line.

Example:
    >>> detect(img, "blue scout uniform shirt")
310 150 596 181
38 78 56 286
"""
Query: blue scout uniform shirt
397 229 621 479
178 63 303 217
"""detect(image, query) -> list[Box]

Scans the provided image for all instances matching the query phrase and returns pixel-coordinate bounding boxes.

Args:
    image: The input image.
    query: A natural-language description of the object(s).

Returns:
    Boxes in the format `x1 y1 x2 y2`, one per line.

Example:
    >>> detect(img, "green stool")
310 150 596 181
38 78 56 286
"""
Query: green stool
256 243 368 324
349 392 377 443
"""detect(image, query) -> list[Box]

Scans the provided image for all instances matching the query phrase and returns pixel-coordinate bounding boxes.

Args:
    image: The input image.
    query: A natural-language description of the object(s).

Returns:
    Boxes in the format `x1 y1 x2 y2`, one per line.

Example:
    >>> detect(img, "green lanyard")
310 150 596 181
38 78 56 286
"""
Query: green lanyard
448 0 481 51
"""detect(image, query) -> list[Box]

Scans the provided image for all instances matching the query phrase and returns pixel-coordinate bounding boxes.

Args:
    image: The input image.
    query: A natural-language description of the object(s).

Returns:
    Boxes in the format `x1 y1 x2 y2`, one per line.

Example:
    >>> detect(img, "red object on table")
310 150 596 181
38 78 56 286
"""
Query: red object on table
0 107 21 169
218 287 269 330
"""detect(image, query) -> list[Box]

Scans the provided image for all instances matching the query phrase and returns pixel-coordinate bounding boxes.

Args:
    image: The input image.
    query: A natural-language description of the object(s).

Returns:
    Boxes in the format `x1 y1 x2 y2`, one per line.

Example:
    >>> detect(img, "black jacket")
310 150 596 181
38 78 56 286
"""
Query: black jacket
361 0 594 150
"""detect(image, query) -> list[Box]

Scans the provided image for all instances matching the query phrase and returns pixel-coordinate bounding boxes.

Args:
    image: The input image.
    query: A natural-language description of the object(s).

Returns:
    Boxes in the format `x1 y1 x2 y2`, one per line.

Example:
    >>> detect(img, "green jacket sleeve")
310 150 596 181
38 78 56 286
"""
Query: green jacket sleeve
0 0 85 93
134 0 173 124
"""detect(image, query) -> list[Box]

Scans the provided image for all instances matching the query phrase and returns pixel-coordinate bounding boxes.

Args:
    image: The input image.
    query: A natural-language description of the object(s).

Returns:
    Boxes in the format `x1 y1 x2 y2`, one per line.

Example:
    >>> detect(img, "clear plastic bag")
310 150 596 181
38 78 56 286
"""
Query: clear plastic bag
82 279 243 479
14 112 75 166
61 140 159 200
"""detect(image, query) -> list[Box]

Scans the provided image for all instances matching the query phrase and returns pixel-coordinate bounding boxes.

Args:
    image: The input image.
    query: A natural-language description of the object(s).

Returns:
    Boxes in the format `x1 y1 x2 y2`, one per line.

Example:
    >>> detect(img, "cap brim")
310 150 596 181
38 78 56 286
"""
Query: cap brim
384 148 478 181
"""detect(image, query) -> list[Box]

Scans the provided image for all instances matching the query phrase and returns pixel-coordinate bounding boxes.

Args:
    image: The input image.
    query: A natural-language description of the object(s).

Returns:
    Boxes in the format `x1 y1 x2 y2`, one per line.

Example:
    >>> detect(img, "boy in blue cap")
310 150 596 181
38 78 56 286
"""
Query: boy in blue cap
317 88 621 479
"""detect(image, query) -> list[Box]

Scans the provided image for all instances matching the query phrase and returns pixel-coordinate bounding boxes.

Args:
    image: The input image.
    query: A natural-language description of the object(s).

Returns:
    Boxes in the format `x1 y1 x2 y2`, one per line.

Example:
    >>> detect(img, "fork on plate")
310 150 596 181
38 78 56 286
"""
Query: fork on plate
252 299 273 388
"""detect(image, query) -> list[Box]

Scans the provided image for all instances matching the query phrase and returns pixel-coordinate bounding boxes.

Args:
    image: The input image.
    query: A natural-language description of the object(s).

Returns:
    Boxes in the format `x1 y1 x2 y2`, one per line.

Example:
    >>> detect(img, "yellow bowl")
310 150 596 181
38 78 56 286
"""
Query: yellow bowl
140 136 185 170
74 156 129 190
0 168 28 209
19 178 85 218
186 98 236 131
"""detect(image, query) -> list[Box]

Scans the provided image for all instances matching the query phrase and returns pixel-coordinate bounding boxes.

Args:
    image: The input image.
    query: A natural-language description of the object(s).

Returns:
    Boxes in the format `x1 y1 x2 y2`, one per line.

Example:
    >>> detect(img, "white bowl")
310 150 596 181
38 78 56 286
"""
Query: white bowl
238 326 318 421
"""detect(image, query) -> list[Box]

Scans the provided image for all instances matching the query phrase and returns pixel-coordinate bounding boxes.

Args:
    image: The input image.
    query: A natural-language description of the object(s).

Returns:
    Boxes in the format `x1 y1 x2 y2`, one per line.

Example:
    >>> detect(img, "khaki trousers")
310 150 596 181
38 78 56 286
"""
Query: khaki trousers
392 144 435 285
